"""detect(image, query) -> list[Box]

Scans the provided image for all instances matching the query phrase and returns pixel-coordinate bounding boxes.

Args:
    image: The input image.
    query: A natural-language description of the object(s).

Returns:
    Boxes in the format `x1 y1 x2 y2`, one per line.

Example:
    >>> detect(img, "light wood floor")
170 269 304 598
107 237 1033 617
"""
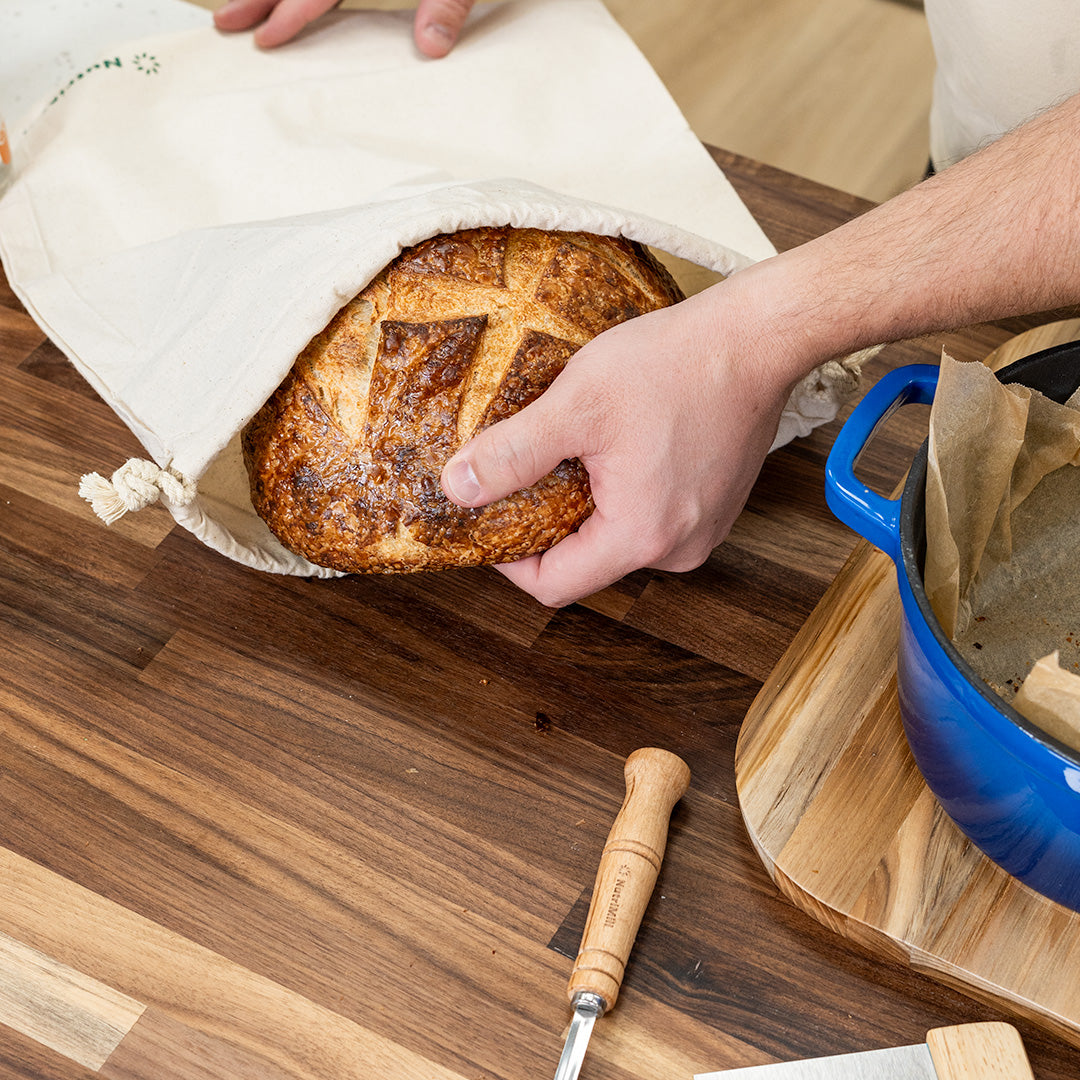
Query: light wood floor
604 0 936 204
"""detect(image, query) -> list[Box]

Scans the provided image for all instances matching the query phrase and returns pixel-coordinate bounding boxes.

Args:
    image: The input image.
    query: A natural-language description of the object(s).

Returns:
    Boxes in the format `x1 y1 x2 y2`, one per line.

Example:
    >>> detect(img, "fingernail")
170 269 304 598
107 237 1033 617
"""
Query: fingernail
444 458 481 503
418 21 456 56
424 21 455 44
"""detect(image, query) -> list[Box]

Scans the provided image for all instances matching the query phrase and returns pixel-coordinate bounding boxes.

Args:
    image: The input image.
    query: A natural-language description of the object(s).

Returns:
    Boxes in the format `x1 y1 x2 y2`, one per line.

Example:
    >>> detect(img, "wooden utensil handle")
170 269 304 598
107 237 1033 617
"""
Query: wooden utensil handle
926 1023 1034 1079
566 748 691 1011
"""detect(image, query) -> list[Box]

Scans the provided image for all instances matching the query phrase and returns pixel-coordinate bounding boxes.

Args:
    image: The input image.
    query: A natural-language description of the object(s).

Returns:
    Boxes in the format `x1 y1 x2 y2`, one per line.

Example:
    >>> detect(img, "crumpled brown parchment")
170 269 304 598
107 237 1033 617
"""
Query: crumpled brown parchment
923 352 1080 752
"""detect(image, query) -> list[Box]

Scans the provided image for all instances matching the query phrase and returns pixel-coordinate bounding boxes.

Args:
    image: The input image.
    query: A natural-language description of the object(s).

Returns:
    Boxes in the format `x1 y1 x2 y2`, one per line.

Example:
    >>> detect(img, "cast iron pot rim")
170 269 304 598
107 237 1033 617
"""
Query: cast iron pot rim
897 344 1080 771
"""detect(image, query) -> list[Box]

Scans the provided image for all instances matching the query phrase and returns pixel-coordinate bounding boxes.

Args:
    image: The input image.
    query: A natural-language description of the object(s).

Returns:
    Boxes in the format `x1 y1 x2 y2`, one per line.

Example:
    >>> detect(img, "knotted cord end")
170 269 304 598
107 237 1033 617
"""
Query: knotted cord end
79 458 197 524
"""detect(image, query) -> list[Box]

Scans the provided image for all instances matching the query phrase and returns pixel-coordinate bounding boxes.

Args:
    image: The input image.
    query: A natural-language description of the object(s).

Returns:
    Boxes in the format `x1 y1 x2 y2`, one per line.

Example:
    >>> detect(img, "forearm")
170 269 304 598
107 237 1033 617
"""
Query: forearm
724 90 1080 388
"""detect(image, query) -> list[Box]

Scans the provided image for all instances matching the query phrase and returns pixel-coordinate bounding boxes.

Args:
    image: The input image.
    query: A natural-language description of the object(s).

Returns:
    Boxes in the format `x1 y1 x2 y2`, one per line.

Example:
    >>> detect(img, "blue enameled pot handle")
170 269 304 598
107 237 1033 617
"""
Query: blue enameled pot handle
824 364 939 561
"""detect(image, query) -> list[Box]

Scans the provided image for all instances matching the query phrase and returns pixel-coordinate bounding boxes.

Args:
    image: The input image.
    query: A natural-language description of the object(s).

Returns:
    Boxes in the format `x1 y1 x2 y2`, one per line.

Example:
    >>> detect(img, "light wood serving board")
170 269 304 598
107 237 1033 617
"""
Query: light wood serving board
735 321 1080 1049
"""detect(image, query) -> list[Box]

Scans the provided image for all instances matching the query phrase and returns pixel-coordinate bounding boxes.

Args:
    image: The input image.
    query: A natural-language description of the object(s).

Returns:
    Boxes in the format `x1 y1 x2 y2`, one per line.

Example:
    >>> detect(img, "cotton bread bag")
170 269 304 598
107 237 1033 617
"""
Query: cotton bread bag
0 0 865 578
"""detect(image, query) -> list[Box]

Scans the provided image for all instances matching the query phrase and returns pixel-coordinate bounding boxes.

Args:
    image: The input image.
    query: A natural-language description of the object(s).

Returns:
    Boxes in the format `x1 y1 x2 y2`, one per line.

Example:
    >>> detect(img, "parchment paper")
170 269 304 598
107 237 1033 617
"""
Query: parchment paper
923 353 1080 752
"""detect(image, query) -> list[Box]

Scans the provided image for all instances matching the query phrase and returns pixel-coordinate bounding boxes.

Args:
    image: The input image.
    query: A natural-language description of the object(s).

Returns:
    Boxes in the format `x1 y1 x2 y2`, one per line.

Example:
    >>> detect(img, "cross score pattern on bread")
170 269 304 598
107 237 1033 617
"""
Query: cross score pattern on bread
242 227 684 574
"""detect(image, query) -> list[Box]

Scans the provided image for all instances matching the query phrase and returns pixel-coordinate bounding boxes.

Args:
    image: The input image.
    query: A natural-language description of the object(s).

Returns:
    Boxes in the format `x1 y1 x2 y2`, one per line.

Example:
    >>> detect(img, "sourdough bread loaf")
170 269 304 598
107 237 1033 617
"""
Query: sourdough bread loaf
241 226 684 573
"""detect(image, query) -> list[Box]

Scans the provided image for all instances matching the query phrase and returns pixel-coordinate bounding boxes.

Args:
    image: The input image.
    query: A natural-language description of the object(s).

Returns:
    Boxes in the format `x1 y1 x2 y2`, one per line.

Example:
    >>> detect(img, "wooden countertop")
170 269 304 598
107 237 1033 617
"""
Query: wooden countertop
0 147 1075 1080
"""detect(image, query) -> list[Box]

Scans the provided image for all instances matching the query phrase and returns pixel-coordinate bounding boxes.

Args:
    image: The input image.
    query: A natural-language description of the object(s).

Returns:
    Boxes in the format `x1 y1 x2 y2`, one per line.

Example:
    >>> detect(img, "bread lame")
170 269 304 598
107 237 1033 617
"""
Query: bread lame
553 748 691 1080
694 1022 1034 1080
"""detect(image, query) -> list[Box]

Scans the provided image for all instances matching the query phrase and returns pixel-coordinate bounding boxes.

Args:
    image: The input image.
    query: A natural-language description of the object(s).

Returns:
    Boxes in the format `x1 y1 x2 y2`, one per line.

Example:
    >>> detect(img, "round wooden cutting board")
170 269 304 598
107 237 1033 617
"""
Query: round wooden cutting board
735 321 1080 1049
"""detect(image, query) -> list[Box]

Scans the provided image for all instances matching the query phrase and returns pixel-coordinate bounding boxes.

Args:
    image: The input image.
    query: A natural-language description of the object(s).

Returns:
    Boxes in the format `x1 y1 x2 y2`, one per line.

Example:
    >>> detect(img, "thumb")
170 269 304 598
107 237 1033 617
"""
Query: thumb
441 396 579 509
414 0 475 57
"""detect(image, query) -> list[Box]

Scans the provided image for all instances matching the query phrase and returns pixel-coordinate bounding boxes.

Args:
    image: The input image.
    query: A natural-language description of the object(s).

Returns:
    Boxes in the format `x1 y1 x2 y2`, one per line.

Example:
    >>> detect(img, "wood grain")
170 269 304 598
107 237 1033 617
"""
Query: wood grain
0 850 465 1080
2 151 1079 1080
0 933 143 1070
926 1023 1034 1080
736 321 1080 1052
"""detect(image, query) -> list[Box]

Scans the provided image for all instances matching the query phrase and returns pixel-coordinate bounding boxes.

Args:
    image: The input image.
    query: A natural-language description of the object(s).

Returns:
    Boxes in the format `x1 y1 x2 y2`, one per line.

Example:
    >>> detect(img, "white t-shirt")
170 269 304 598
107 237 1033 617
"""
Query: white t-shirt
925 0 1080 168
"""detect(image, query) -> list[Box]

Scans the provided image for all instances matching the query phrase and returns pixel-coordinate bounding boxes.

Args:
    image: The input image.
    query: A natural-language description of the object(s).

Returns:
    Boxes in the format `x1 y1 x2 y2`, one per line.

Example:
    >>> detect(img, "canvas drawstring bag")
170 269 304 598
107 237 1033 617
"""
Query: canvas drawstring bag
0 0 865 577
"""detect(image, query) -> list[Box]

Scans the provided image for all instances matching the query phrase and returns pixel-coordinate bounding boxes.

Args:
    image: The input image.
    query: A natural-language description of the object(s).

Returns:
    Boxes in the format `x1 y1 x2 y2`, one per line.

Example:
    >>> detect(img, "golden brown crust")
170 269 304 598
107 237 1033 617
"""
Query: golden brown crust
242 226 684 574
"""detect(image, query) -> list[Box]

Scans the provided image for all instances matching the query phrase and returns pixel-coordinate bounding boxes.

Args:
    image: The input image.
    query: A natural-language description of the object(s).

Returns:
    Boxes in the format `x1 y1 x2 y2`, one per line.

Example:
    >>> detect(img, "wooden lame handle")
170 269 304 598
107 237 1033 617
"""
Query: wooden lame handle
926 1023 1034 1079
566 748 691 1011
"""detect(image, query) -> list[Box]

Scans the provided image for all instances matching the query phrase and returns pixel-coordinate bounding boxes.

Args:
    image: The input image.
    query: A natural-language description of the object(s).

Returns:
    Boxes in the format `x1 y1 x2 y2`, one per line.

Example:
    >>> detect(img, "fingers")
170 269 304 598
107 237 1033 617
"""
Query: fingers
493 465 740 609
215 0 474 55
214 0 342 47
495 513 654 609
413 0 476 57
255 0 341 47
442 383 585 509
213 0 280 32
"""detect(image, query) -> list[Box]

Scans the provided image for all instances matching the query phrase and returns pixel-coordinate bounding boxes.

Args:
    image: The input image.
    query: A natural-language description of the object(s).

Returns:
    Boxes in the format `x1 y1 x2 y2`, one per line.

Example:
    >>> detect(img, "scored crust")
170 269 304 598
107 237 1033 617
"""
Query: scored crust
242 226 685 574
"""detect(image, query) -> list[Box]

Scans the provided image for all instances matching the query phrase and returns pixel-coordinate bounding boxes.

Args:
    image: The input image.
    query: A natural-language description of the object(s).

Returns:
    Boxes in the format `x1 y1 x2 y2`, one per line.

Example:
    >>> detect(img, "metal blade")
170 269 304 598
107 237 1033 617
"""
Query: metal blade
694 1041 938 1080
553 994 604 1080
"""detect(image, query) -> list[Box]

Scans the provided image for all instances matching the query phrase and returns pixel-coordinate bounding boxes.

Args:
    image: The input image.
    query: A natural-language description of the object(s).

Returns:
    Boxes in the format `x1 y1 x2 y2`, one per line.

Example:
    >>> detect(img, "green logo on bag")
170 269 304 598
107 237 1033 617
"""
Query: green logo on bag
133 53 160 76
48 52 162 106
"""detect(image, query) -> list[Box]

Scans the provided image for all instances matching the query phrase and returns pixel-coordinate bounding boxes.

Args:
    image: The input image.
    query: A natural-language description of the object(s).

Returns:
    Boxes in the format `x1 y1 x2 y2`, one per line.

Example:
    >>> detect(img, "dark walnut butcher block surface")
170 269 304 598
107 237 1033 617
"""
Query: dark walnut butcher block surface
0 147 1077 1080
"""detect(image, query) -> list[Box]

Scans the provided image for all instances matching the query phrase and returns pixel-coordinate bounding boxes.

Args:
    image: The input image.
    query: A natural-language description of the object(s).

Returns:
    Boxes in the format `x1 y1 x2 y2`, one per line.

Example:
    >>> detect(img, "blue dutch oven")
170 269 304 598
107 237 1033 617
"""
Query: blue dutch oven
824 346 1080 911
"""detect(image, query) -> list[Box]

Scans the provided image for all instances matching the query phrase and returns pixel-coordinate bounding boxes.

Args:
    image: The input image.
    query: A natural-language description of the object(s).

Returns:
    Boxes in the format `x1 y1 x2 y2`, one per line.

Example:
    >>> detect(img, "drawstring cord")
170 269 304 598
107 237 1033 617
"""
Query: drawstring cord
79 458 197 524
